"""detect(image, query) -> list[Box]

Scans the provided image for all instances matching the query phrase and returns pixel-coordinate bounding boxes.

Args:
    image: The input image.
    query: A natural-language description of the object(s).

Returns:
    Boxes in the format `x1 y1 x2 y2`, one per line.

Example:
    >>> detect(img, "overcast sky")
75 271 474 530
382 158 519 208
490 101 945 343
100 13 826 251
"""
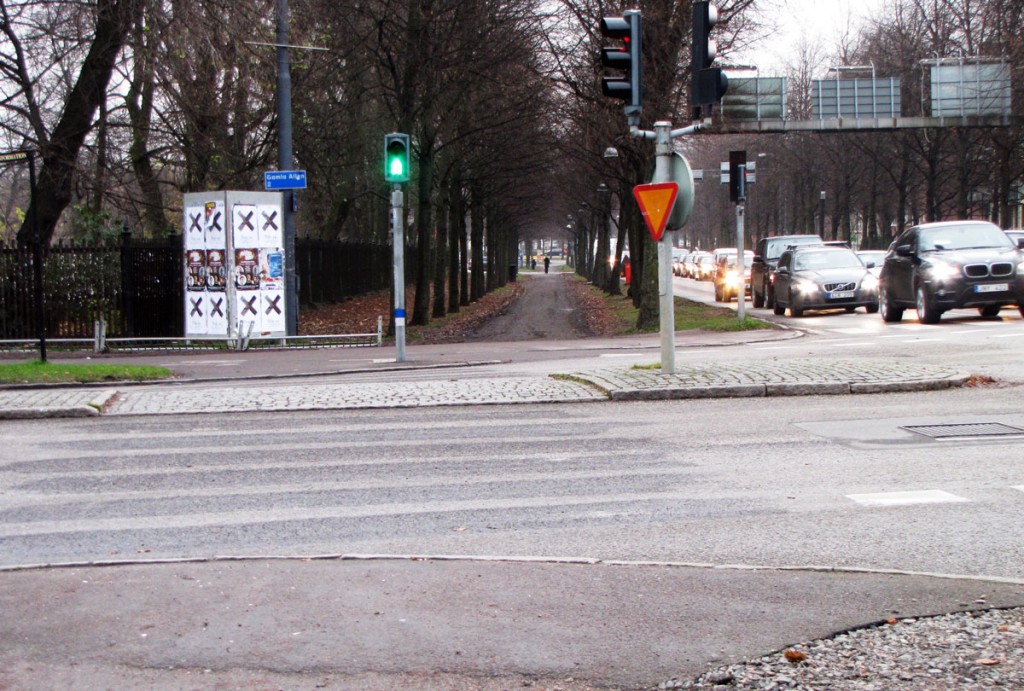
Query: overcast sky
731 0 884 75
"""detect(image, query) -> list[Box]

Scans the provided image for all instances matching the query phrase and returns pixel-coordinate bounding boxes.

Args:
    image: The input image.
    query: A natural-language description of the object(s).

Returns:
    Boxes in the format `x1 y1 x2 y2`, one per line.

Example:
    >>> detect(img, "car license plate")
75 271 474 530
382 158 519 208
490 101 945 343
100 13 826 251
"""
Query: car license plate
975 283 1008 293
827 290 855 299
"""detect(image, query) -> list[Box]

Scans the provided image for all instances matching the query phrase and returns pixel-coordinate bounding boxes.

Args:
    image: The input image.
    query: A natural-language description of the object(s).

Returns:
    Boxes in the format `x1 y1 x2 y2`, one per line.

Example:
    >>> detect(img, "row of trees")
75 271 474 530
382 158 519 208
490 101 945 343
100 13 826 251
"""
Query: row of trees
0 0 1021 331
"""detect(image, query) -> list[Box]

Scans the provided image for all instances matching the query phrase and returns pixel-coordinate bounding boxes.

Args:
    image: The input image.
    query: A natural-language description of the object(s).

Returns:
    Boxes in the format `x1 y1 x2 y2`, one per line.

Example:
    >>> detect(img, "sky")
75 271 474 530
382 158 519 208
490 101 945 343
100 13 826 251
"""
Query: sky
730 0 886 76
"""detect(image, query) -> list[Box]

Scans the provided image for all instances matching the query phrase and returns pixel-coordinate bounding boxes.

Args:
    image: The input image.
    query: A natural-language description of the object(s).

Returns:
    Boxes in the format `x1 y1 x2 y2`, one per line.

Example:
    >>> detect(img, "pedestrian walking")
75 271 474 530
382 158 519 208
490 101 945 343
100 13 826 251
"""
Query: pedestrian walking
543 256 550 274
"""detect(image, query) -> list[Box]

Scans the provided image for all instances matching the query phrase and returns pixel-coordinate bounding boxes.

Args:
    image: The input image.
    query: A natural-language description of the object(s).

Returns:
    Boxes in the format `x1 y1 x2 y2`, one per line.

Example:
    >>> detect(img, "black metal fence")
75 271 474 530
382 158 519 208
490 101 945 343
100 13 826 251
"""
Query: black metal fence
1 233 390 340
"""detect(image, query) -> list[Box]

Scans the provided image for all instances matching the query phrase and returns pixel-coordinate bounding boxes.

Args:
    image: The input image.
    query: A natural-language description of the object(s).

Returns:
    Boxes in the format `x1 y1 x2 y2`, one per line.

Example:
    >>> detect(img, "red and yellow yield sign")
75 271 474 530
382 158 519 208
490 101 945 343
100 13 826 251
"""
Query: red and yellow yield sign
632 182 679 241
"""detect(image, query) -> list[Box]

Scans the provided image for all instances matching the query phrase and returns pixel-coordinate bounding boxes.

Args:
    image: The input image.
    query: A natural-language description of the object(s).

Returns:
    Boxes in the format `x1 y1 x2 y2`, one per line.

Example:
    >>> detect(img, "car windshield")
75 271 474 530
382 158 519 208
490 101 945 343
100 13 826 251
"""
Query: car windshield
918 224 1013 251
794 251 862 271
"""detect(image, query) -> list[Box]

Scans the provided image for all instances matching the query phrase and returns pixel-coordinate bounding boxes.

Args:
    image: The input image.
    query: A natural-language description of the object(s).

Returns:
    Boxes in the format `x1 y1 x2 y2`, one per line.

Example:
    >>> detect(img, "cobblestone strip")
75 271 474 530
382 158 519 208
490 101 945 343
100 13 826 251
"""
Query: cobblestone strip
569 360 968 401
106 376 605 416
0 388 116 419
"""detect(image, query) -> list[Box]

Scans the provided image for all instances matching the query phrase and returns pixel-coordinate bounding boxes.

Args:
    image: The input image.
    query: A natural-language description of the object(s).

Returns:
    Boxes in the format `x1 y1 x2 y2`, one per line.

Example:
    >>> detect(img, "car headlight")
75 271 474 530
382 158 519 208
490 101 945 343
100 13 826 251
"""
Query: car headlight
861 273 879 290
927 260 960 281
795 279 818 295
725 270 741 286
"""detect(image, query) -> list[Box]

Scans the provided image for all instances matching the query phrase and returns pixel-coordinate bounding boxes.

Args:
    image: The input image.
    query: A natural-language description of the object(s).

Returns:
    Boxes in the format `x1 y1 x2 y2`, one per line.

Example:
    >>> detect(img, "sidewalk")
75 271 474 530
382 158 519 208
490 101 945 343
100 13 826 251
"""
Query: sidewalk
0 330 968 419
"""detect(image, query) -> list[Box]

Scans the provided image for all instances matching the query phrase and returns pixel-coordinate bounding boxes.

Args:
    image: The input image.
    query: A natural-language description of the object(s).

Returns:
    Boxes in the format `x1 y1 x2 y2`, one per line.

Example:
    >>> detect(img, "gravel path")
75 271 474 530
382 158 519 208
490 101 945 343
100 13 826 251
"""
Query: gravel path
466 271 590 341
665 607 1024 690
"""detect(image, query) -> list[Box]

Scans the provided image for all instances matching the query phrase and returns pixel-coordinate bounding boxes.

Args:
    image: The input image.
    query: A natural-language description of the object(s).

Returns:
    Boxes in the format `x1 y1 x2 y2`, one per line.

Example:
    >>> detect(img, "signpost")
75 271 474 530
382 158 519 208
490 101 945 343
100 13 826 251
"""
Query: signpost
264 170 307 190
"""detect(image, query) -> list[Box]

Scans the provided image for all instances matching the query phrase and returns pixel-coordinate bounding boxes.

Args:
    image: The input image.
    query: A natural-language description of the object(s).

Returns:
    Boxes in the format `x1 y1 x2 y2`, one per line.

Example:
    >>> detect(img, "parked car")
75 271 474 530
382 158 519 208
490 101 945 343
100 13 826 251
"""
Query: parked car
750 234 822 308
771 245 879 317
879 220 1024 323
713 251 754 302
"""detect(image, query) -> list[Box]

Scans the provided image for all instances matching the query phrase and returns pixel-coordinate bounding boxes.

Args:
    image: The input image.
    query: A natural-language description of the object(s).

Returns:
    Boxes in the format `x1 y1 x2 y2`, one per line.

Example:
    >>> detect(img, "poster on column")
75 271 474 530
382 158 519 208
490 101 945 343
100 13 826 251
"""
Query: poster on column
205 201 226 249
206 248 228 335
258 204 283 247
185 249 208 334
185 206 205 249
234 248 261 334
259 248 286 333
233 204 259 248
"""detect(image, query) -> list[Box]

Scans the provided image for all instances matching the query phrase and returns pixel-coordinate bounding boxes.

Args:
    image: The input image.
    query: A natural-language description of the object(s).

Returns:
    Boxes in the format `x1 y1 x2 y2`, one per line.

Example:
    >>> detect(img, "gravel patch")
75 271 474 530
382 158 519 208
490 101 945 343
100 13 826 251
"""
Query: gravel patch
662 607 1023 689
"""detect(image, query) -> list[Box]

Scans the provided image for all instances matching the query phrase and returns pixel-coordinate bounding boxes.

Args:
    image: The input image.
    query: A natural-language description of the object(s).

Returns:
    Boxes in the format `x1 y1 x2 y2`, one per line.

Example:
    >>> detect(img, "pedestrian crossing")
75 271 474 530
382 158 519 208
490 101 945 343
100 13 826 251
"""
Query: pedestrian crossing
847 486 1024 507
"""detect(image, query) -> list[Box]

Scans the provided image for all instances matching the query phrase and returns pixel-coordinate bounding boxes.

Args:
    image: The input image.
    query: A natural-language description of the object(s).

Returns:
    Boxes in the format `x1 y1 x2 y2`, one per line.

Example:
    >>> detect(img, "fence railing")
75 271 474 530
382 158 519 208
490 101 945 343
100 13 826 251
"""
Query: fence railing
1 233 390 341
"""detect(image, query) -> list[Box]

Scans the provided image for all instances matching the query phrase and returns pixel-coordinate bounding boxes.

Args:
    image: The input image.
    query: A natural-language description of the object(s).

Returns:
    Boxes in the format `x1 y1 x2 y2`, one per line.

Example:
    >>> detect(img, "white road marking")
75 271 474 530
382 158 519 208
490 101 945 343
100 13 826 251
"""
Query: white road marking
846 490 970 507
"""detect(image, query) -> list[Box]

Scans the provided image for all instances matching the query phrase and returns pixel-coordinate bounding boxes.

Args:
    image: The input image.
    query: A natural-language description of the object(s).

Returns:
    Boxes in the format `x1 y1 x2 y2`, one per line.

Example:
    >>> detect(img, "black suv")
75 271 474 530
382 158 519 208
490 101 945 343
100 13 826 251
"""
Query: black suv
750 234 822 308
879 221 1024 323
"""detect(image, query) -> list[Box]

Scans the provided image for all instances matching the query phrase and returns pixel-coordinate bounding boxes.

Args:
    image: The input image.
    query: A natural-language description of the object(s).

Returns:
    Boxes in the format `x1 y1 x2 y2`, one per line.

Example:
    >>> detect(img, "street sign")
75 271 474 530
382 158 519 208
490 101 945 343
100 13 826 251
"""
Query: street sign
0 150 32 163
264 170 307 190
633 182 679 242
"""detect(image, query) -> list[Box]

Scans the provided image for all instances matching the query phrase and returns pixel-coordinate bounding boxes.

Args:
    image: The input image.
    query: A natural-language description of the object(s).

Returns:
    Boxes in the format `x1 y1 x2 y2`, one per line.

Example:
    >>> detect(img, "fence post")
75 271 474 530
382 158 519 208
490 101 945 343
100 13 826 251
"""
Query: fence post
120 223 135 337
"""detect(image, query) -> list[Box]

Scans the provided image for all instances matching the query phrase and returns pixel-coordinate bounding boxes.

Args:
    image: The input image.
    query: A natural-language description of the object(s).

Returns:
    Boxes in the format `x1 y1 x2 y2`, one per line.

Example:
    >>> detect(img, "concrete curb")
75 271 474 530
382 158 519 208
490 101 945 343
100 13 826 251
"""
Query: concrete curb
0 388 117 420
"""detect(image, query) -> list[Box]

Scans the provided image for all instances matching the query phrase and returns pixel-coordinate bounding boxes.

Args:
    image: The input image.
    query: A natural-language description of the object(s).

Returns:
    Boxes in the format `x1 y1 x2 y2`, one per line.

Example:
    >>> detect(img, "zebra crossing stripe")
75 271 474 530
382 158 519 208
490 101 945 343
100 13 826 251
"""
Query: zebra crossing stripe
846 490 969 507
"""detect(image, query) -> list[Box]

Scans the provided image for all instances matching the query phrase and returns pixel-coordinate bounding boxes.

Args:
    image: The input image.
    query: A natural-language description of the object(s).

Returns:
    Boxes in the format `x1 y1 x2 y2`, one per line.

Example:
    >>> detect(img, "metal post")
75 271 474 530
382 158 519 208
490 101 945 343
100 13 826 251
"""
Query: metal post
736 164 746 322
391 185 406 362
26 152 46 363
819 190 826 238
277 0 298 336
653 121 675 374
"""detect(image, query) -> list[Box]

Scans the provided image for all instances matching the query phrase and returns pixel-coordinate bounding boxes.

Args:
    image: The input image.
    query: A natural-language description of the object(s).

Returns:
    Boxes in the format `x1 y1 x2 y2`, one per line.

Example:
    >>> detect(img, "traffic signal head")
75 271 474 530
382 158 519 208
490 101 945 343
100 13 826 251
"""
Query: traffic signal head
384 133 410 183
691 1 728 119
599 10 642 120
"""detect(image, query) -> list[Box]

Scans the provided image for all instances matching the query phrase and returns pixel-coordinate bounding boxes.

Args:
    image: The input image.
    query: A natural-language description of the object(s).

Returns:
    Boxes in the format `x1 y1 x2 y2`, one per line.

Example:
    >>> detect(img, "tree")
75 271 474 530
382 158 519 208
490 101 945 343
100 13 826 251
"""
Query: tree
3 0 143 245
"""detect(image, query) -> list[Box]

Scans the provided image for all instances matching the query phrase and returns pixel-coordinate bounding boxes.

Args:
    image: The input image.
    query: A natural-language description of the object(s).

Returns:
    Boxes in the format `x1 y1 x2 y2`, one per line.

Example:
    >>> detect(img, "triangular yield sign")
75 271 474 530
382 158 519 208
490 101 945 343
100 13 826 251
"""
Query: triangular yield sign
633 182 679 242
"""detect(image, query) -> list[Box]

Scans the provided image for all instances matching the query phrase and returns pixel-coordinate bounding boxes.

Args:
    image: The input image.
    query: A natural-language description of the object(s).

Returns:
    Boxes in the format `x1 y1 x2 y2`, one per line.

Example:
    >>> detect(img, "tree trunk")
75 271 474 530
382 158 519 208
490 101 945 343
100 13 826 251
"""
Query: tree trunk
19 0 142 245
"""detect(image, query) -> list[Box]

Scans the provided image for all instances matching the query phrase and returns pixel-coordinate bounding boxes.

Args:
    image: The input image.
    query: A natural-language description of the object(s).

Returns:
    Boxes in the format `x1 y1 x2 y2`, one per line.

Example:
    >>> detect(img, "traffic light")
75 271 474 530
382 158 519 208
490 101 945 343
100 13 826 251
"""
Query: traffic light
599 10 642 119
384 133 410 183
691 1 728 119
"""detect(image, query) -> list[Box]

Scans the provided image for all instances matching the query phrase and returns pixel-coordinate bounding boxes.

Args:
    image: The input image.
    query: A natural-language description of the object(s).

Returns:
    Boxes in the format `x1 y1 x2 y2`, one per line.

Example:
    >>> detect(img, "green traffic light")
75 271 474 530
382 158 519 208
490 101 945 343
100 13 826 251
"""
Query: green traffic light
389 155 405 178
384 133 410 183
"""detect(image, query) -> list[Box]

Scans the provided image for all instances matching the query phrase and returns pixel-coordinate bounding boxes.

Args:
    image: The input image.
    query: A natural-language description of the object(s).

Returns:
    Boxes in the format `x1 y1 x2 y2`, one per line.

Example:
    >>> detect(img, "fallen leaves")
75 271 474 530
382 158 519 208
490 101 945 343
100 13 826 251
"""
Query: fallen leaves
784 648 808 663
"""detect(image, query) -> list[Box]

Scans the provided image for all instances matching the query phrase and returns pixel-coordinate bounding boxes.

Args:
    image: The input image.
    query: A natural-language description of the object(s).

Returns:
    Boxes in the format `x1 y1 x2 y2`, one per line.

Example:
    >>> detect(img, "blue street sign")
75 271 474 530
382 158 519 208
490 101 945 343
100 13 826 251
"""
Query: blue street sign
264 170 307 190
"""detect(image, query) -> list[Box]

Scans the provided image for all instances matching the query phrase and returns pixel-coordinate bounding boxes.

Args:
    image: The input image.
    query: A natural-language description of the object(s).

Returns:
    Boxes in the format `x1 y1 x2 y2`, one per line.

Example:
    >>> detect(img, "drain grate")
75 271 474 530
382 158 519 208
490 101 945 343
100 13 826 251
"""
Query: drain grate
901 422 1024 439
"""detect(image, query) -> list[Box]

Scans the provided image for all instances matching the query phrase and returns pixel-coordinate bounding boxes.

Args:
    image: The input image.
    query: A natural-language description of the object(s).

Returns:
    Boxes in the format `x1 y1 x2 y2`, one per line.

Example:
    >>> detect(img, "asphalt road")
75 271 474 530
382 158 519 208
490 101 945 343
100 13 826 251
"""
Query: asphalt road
4 271 1024 689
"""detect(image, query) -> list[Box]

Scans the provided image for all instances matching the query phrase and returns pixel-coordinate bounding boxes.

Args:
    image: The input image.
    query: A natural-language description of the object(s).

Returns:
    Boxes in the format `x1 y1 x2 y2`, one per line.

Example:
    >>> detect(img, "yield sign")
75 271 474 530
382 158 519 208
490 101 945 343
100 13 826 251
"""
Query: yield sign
633 182 679 241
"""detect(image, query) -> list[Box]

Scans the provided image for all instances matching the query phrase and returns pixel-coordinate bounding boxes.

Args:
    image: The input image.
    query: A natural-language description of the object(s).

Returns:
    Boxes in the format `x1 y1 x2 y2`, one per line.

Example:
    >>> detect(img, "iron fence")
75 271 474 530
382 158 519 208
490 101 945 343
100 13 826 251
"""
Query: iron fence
1 233 390 340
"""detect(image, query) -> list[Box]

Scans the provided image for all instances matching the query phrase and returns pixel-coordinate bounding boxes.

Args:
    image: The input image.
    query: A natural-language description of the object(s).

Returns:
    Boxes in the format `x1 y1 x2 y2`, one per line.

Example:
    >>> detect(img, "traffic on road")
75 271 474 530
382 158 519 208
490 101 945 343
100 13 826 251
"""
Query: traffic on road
673 220 1024 326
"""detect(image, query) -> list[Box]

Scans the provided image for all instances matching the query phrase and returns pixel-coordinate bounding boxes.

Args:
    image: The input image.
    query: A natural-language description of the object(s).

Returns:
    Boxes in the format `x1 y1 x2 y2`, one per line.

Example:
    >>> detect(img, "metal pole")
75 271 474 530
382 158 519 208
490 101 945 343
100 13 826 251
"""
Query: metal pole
736 164 746 322
277 0 298 336
653 121 675 374
819 190 826 238
27 152 46 363
391 185 406 362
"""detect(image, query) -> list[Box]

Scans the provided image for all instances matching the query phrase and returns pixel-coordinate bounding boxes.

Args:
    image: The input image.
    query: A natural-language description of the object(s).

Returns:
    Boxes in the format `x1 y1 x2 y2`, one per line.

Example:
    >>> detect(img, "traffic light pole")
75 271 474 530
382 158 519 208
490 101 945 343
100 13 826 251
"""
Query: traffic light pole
633 121 702 375
391 184 407 362
735 164 747 322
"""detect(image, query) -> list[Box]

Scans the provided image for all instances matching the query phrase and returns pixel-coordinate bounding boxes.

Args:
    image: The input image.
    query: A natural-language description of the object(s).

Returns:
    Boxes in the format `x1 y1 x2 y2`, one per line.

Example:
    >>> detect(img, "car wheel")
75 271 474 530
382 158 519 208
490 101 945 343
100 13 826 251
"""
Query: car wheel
772 289 786 315
752 284 764 308
714 283 723 302
765 286 775 310
865 302 879 314
845 306 856 313
880 285 903 322
789 292 803 318
915 284 941 324
979 305 1001 318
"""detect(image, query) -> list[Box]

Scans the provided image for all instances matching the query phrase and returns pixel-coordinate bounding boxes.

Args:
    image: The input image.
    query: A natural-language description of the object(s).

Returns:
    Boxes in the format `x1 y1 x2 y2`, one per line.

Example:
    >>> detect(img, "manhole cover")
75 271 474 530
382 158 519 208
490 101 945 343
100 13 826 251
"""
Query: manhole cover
901 422 1024 439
